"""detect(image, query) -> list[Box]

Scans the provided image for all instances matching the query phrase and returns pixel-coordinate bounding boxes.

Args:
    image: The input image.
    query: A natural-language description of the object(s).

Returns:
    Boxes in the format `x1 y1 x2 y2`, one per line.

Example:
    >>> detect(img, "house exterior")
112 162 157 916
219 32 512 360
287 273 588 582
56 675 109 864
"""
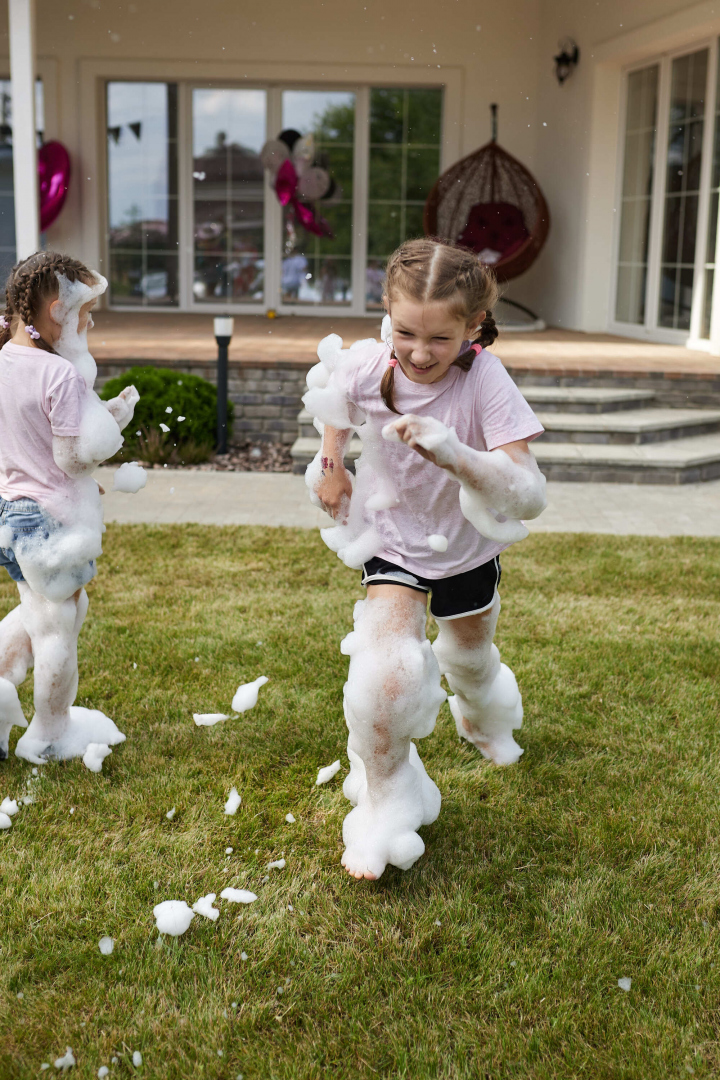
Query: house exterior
2 0 720 352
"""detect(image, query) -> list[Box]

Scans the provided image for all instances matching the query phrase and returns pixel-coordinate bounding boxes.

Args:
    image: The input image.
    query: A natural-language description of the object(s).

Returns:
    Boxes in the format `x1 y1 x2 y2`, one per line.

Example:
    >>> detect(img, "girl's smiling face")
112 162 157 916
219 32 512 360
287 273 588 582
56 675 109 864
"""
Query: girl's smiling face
388 296 484 384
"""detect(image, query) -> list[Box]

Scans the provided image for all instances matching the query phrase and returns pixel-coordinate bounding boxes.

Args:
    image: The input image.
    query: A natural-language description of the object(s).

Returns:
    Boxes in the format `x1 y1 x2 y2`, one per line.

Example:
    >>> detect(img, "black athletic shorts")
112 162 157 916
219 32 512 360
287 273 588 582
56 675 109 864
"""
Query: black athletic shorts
361 555 501 620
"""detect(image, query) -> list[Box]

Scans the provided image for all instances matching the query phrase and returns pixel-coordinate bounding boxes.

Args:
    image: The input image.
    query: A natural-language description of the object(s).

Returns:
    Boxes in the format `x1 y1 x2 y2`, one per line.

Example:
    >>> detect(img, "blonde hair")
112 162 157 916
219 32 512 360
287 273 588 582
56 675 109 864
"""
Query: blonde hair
381 238 499 414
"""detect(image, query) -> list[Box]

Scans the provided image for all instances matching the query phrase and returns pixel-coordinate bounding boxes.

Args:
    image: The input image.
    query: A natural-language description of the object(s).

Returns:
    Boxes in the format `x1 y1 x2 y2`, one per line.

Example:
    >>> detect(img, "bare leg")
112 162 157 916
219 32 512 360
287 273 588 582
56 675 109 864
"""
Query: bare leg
433 594 524 766
0 587 34 758
341 585 446 881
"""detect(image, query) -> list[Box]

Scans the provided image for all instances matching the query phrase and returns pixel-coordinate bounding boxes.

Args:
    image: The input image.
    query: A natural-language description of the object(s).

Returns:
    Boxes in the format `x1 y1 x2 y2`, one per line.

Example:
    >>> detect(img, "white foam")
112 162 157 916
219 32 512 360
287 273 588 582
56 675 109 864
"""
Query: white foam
53 1048 76 1072
98 936 114 955
193 713 229 726
267 858 286 870
316 760 341 785
427 534 448 552
0 812 12 830
113 462 147 494
165 807 176 820
618 977 632 992
16 707 125 766
153 900 195 936
285 813 296 824
82 743 112 773
192 893 220 921
132 1051 142 1067
220 888 257 904
224 787 242 815
0 797 19 816
231 676 268 713
98 1068 109 1078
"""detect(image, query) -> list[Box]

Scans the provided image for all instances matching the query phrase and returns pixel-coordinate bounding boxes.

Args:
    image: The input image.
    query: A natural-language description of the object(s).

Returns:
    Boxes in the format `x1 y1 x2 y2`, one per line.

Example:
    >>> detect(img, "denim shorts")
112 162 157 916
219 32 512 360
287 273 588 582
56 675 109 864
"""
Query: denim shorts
0 496 96 591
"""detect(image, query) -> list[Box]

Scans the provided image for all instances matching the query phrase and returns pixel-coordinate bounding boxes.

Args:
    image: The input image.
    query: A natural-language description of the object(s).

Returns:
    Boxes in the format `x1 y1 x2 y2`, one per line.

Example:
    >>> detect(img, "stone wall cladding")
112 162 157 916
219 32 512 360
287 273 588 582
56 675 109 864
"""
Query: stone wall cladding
95 361 312 444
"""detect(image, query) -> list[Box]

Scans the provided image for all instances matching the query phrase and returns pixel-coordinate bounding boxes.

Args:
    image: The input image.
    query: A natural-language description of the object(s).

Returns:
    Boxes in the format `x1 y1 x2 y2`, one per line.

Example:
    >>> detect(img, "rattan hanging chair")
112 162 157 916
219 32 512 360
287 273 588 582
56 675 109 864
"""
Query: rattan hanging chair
424 105 550 293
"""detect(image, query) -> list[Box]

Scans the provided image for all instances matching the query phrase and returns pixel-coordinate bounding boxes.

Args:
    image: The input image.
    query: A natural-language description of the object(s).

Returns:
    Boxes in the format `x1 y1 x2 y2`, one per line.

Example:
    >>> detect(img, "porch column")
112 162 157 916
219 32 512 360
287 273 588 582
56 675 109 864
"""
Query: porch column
8 0 38 259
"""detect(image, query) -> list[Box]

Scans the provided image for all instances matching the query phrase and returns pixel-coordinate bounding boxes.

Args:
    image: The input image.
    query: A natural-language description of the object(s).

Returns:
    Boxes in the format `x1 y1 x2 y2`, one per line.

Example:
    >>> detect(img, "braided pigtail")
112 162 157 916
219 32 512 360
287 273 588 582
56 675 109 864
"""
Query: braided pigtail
3 250 94 354
381 239 500 399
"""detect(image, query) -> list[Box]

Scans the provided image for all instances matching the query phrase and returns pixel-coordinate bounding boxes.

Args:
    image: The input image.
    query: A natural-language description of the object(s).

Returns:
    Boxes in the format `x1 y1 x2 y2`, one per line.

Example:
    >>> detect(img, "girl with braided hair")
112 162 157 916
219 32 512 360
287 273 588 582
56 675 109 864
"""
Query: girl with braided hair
304 238 547 880
0 251 138 763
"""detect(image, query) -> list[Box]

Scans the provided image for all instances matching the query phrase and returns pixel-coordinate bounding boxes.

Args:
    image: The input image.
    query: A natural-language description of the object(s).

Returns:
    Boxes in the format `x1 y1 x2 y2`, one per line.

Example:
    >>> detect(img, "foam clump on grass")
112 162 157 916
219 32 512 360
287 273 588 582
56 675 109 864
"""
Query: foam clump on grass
0 812 12 830
53 1047 76 1071
98 1068 109 1078
153 900 195 936
132 1051 142 1067
192 893 220 921
224 787 242 815
267 858 286 870
220 888 257 904
112 462 147 493
0 797 18 816
285 813 295 823
231 675 269 713
316 760 341 785
82 743 111 773
165 807 176 820
193 713 229 727
618 977 632 992
98 936 114 955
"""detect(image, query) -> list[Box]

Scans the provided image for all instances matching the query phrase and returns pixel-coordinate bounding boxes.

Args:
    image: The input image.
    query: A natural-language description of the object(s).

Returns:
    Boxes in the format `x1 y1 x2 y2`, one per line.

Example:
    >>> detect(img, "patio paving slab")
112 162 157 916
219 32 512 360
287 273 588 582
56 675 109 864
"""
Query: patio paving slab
96 468 720 538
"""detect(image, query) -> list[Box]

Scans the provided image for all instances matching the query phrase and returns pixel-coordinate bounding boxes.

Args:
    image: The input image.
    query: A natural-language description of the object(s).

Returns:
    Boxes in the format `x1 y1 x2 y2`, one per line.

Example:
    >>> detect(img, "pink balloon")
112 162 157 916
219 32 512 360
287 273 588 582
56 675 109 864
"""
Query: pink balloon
275 159 298 207
38 141 71 232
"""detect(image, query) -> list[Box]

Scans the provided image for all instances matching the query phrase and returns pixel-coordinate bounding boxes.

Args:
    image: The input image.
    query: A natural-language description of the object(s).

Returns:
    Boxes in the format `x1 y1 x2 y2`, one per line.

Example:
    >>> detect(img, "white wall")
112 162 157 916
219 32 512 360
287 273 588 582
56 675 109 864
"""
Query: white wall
0 0 714 330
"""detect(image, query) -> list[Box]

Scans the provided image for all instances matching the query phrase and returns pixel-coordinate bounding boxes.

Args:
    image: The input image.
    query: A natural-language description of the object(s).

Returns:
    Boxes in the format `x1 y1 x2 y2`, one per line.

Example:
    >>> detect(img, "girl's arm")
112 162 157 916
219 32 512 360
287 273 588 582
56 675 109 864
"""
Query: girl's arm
103 385 139 431
383 414 546 521
313 426 354 519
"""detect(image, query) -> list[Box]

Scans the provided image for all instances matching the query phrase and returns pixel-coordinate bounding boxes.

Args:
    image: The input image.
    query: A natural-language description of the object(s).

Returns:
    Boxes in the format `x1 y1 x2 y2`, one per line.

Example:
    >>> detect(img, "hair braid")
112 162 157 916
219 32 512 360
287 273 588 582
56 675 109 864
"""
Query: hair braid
2 250 93 354
380 238 500 412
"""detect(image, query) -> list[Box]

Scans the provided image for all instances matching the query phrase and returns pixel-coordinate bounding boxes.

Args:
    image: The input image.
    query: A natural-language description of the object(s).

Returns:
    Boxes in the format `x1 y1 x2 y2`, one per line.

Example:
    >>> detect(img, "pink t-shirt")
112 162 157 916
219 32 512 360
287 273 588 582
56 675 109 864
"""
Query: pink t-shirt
335 343 544 578
0 342 85 522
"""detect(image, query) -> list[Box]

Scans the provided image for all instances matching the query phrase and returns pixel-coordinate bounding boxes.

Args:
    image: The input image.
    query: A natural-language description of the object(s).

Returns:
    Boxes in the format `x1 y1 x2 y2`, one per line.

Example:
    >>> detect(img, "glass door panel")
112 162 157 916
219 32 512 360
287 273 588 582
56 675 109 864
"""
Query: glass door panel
701 55 720 338
280 90 355 306
658 49 709 329
107 82 179 307
615 65 658 324
367 88 442 308
192 89 266 304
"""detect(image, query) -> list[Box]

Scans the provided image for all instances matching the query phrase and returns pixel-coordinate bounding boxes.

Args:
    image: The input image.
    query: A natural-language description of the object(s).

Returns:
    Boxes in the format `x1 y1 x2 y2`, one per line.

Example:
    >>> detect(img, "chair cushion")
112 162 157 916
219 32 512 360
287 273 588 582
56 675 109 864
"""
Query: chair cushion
457 201 529 258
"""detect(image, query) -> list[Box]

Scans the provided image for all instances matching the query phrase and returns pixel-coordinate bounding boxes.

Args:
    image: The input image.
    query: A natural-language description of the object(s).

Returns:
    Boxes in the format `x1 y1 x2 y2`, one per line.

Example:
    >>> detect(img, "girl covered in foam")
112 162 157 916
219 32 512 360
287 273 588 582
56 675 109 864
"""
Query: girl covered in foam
0 251 138 764
305 239 547 880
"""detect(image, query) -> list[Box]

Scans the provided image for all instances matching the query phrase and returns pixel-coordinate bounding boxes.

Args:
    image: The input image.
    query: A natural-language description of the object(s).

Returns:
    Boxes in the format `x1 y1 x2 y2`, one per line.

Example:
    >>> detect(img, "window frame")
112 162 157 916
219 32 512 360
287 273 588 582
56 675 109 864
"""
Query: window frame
103 77 444 316
610 38 720 347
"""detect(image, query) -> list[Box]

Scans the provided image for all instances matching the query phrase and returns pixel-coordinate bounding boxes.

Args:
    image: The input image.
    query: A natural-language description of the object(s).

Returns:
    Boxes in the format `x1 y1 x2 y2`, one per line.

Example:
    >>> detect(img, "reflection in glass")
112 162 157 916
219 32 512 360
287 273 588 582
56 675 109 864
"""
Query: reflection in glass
701 41 720 338
107 82 179 306
192 89 266 303
615 65 658 324
280 91 355 305
0 79 44 283
367 88 442 307
658 49 708 329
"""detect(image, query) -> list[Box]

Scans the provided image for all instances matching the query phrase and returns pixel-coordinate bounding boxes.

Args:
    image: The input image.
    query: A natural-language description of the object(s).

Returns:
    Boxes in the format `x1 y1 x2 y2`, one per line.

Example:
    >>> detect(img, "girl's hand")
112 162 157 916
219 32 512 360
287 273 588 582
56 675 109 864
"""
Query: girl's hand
105 384 140 431
316 463 353 522
382 414 460 472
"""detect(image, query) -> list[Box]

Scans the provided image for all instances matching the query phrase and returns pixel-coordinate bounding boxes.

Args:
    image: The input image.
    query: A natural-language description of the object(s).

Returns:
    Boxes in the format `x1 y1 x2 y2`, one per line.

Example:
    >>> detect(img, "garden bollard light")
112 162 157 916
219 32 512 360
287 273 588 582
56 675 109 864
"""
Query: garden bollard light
214 315 234 454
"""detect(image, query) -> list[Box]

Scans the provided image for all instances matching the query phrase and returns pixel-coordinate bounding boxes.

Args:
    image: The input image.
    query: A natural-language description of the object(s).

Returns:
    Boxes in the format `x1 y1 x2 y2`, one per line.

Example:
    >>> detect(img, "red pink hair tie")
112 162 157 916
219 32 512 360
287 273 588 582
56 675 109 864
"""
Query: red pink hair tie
388 352 398 368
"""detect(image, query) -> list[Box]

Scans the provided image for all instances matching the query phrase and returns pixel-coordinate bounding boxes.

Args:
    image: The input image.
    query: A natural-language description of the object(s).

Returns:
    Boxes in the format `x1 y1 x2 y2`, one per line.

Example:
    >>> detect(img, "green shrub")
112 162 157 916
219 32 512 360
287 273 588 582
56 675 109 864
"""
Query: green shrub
99 366 234 464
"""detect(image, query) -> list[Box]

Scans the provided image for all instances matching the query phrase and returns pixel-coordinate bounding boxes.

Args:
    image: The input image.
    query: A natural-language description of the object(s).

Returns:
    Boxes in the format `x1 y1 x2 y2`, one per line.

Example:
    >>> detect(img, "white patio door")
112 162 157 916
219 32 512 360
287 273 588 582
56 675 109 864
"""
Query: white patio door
613 40 720 350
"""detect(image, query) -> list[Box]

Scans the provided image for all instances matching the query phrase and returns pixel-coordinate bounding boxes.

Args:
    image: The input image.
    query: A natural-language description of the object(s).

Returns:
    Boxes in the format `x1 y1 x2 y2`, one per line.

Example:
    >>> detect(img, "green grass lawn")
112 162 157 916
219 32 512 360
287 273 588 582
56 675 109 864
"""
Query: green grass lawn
1 527 720 1080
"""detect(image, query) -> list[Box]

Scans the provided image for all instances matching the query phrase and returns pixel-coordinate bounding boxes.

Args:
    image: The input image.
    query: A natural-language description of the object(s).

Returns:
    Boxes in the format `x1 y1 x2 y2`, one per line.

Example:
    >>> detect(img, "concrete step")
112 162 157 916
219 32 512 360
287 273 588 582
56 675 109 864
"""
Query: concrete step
522 386 657 413
534 433 720 483
535 407 720 445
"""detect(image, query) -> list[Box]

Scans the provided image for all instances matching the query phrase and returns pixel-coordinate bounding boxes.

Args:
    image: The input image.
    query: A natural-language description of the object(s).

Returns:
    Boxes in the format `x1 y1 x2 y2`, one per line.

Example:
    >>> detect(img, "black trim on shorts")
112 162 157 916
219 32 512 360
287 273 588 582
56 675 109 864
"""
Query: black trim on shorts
361 555 501 620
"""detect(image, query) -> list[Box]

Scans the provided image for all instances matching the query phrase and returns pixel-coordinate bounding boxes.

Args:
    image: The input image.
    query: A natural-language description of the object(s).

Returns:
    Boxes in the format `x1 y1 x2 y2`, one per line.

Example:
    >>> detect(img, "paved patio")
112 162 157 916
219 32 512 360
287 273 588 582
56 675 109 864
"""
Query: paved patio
91 312 720 378
97 467 720 538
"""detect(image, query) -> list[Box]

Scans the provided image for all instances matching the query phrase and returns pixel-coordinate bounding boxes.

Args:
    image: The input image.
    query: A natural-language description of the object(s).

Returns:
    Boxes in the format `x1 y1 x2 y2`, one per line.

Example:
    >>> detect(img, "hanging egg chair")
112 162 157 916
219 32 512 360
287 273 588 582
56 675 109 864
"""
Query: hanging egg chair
424 104 549 322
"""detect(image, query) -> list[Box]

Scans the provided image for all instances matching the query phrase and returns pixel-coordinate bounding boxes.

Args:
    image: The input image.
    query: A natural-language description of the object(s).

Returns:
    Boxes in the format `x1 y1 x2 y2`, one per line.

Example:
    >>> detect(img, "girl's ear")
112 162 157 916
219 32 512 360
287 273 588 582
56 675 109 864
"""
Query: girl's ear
468 310 486 335
49 299 64 326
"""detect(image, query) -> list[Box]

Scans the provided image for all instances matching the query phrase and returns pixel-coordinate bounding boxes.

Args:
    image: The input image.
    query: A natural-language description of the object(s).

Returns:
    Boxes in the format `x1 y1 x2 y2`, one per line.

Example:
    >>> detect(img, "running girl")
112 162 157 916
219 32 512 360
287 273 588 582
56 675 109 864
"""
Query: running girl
307 239 546 880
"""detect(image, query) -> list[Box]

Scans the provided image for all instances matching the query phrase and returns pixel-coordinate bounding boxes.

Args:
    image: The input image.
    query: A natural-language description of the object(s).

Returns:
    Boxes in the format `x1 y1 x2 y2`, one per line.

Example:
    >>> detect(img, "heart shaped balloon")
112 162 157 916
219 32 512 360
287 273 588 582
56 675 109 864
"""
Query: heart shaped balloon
38 141 71 232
